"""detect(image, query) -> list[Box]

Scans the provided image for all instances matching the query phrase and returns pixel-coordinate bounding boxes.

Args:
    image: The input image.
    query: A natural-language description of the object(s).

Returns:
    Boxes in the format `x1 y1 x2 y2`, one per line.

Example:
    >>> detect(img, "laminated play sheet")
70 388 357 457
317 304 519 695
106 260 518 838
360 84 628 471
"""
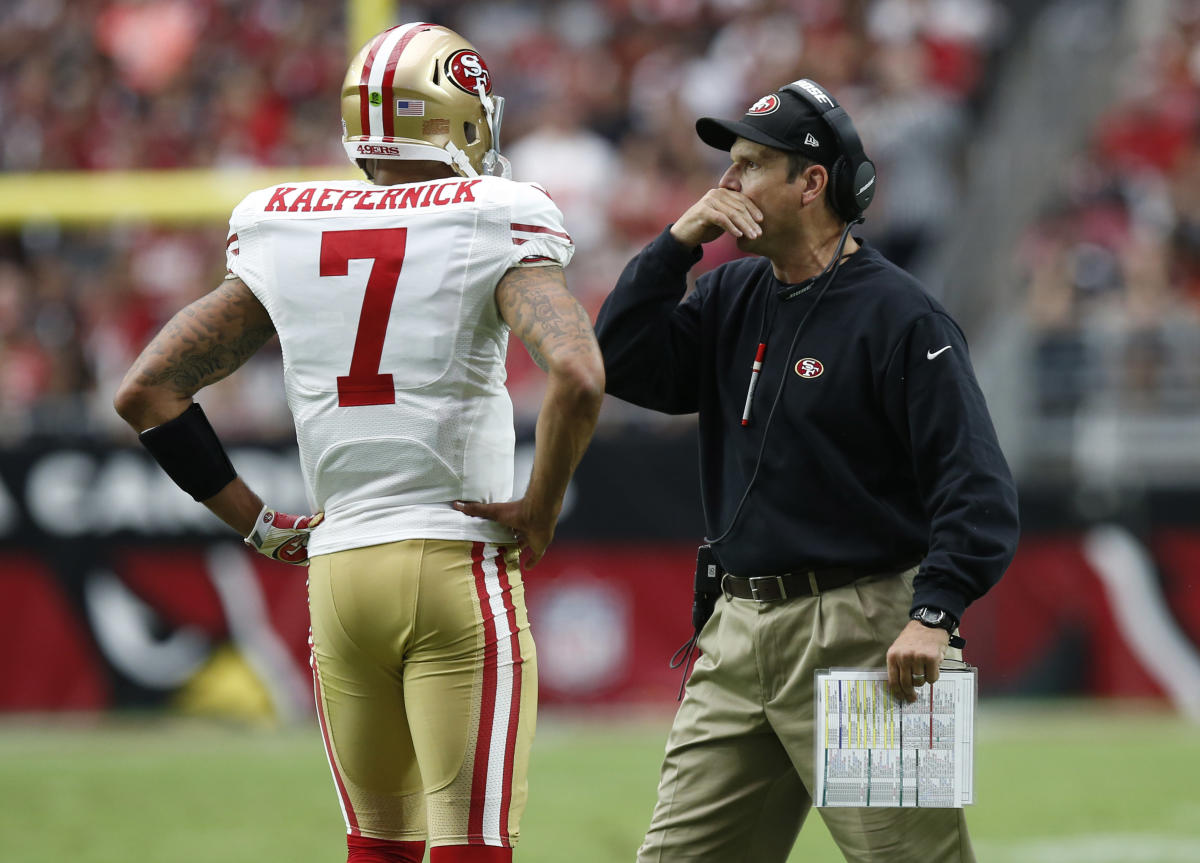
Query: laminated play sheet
814 666 976 808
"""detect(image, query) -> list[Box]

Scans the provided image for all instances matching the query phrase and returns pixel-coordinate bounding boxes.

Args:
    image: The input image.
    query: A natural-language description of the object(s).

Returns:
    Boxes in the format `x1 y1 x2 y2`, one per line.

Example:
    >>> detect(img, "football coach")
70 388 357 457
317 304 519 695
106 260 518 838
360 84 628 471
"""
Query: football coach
594 79 1019 862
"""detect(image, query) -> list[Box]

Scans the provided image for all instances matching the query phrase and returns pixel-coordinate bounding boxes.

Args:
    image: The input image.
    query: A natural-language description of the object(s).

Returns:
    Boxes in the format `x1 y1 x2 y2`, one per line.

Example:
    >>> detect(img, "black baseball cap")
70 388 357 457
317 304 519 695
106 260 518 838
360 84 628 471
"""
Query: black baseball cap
696 89 839 168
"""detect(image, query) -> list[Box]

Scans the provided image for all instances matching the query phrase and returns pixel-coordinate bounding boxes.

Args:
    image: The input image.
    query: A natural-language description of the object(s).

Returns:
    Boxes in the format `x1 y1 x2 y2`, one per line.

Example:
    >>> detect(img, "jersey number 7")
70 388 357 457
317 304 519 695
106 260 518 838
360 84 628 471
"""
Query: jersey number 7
319 228 408 407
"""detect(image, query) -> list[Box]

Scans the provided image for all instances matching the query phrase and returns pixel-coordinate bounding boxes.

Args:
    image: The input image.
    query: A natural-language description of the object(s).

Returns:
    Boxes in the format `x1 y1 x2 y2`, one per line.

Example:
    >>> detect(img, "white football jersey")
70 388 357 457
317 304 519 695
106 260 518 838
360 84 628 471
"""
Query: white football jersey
225 176 574 556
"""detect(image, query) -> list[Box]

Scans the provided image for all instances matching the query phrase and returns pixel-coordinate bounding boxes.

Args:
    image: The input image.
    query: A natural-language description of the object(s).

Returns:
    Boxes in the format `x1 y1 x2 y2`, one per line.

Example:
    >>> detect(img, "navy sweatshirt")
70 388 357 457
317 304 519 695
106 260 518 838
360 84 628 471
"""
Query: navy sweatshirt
595 228 1020 622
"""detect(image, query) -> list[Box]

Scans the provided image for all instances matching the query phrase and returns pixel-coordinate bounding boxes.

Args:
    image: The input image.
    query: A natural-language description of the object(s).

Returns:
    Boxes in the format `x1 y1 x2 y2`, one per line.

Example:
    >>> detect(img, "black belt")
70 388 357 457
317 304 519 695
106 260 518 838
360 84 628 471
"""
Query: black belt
720 561 919 602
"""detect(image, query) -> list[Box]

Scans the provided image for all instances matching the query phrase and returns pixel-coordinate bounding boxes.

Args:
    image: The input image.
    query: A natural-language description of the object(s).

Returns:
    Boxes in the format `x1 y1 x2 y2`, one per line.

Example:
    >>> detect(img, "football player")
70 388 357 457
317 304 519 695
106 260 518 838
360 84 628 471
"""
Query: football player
114 23 604 863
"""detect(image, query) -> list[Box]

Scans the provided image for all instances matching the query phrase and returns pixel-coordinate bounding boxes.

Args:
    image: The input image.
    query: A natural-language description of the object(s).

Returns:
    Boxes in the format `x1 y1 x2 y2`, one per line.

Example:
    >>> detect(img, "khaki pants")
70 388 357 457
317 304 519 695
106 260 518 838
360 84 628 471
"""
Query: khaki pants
638 570 974 863
308 539 536 849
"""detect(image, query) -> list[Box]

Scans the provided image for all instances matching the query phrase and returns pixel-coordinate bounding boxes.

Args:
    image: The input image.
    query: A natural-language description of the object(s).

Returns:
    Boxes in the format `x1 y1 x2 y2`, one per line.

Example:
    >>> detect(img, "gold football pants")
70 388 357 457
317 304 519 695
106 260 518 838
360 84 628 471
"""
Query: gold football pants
307 539 536 849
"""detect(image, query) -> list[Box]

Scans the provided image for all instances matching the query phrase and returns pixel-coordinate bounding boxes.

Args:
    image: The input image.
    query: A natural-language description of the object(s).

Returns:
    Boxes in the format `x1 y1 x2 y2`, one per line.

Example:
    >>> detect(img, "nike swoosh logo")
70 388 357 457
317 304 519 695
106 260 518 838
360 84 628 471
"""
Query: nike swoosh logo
927 346 952 360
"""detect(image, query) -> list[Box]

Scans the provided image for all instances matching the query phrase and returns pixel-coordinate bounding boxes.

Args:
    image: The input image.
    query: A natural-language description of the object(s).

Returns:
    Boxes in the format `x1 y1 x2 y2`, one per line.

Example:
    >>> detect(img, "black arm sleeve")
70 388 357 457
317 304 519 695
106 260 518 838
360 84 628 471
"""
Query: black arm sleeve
595 227 706 415
884 313 1020 622
138 402 238 502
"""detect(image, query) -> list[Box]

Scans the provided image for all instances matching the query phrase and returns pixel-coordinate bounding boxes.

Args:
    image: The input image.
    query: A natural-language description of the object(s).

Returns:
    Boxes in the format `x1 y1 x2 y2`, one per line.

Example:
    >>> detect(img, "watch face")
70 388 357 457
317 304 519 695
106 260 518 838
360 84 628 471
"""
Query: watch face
916 607 945 626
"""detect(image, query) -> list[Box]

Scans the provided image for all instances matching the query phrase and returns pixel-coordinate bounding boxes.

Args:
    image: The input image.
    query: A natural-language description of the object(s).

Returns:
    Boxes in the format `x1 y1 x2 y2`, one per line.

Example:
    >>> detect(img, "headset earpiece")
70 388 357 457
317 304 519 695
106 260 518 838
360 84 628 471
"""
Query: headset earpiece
850 160 876 219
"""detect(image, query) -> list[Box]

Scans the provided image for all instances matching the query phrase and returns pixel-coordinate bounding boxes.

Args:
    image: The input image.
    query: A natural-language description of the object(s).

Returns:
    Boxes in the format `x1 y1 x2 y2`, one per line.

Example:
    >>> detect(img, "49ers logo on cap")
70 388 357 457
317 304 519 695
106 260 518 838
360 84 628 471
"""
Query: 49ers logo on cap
795 358 824 378
445 49 492 94
747 94 780 115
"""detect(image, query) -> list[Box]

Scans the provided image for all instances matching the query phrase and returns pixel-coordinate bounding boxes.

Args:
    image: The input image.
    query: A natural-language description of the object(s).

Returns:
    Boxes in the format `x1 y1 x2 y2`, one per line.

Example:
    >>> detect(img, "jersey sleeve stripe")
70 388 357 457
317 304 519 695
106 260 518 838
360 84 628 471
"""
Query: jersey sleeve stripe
518 255 557 264
510 222 572 242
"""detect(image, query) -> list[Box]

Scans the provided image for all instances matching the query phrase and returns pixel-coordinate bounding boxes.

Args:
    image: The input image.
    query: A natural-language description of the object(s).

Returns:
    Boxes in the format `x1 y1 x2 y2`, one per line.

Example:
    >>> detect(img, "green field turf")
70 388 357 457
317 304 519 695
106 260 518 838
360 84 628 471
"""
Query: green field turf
1 701 1197 863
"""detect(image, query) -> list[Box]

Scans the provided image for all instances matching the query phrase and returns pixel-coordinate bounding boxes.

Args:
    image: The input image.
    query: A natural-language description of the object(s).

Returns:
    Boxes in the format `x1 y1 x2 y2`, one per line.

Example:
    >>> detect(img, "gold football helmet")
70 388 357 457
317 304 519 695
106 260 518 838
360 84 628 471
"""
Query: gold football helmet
341 23 509 179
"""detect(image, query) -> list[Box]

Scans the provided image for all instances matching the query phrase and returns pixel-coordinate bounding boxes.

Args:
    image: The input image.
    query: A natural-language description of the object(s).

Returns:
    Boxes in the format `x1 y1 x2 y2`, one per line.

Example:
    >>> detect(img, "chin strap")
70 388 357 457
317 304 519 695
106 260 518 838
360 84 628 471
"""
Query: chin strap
443 141 479 178
476 80 502 148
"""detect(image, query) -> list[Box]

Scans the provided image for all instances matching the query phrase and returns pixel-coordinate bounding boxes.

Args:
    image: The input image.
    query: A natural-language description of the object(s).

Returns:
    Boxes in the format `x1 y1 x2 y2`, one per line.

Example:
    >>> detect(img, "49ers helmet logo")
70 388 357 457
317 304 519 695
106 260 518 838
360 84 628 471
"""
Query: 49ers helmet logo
795 358 824 378
747 94 780 115
445 49 492 95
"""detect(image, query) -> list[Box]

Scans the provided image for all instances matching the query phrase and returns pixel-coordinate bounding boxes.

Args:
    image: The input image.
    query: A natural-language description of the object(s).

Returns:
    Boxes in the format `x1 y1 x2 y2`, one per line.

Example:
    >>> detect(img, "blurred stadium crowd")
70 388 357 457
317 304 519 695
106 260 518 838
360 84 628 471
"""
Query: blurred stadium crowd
2 0 1199 458
1022 7 1200 421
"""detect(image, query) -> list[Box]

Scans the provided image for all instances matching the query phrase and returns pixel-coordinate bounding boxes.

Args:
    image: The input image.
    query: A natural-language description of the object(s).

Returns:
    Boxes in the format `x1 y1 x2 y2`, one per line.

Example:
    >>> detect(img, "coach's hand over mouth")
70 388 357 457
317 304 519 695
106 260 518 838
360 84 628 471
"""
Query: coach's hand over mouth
670 188 763 248
452 498 559 569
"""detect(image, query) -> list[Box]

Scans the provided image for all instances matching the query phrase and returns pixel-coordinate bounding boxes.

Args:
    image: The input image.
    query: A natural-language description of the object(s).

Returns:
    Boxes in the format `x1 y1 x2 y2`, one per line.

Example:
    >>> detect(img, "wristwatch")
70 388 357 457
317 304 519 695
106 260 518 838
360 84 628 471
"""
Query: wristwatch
910 606 958 633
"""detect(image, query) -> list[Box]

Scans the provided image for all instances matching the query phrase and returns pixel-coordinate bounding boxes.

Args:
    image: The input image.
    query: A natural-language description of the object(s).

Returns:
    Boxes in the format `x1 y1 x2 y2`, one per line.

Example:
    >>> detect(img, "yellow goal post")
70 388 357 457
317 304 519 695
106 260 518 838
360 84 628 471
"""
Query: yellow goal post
0 0 395 227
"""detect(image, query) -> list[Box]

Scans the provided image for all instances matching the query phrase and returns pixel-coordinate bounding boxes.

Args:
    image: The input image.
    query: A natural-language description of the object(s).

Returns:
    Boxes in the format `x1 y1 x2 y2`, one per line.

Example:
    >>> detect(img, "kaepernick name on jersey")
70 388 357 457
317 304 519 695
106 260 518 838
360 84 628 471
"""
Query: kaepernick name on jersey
263 179 483 214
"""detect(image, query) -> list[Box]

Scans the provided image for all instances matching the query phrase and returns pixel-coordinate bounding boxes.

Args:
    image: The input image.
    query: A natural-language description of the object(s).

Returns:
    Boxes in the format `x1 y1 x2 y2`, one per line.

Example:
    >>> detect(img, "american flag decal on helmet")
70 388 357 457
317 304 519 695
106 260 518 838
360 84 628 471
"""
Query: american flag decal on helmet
395 99 425 116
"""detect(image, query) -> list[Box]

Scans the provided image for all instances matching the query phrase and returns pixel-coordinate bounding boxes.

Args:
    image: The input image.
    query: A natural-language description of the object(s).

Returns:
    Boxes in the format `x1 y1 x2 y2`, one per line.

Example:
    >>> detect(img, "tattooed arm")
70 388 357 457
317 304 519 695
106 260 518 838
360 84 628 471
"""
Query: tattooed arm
114 277 278 535
453 265 604 566
114 277 275 430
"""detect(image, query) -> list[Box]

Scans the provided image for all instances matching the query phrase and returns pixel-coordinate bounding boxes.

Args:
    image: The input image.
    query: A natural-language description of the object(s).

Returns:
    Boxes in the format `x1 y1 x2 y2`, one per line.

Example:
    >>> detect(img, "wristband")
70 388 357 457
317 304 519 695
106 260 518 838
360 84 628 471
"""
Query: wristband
138 403 237 501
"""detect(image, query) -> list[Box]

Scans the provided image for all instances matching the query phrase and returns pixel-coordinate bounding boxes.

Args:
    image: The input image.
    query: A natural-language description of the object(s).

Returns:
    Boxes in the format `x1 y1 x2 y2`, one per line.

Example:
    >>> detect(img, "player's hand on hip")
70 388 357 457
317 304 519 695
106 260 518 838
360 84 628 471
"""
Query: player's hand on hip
244 505 324 566
670 188 763 248
886 620 950 703
453 498 555 569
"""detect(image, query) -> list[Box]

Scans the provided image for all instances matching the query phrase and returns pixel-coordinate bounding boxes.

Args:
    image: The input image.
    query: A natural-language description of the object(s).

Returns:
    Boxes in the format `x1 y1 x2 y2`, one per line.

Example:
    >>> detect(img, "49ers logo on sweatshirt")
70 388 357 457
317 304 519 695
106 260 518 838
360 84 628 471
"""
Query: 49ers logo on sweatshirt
794 358 824 379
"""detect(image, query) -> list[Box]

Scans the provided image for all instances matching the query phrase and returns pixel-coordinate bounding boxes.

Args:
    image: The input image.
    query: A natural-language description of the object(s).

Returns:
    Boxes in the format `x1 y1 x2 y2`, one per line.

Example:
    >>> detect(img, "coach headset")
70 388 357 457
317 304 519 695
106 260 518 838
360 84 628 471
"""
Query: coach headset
781 79 876 224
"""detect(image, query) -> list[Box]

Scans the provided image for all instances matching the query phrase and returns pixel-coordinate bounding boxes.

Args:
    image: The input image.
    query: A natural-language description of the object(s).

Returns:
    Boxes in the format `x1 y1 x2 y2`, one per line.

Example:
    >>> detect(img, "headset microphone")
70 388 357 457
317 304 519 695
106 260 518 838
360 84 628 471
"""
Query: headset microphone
777 275 816 303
